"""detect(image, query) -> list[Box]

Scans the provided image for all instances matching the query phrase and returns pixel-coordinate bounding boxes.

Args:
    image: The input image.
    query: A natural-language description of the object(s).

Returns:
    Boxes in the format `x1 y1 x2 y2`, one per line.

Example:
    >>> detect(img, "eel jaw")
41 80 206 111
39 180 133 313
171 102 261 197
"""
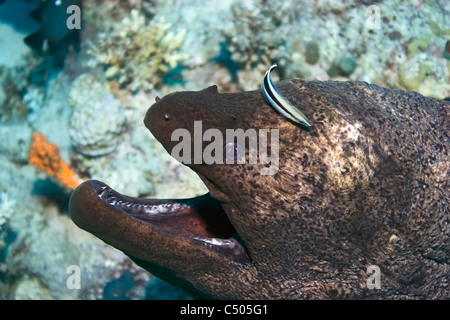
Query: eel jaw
69 180 251 268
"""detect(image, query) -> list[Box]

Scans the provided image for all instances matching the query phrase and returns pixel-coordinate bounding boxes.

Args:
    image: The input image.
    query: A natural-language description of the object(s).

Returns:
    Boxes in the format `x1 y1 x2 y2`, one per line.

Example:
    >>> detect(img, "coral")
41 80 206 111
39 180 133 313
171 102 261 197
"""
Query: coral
13 277 54 300
88 9 189 92
102 270 135 300
407 36 430 58
429 21 450 37
69 74 125 157
0 192 16 280
210 42 240 82
220 0 290 70
0 193 15 228
398 60 430 92
338 57 357 76
0 66 32 123
29 131 82 190
144 278 191 300
82 0 153 33
387 31 402 41
0 24 41 123
0 123 33 163
328 56 357 77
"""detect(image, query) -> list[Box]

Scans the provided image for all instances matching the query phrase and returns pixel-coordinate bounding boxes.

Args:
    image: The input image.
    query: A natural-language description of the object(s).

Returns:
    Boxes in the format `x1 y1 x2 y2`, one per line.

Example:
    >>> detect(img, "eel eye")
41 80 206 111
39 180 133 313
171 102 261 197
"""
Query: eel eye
223 142 244 162
164 113 171 120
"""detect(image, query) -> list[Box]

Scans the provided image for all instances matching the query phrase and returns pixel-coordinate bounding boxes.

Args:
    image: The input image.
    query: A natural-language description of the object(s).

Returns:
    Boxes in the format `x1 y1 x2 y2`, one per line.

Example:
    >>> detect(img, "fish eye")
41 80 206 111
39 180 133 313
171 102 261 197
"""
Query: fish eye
223 142 244 162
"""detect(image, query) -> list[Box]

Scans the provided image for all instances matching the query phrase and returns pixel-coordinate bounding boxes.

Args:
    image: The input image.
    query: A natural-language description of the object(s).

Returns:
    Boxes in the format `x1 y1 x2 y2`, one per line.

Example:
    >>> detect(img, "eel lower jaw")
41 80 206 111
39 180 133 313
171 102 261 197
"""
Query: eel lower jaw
69 180 251 264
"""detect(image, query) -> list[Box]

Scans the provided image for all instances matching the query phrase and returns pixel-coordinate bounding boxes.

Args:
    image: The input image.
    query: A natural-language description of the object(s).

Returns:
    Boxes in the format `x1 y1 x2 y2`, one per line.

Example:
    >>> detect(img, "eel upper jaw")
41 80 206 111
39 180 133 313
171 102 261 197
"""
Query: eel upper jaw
69 180 251 267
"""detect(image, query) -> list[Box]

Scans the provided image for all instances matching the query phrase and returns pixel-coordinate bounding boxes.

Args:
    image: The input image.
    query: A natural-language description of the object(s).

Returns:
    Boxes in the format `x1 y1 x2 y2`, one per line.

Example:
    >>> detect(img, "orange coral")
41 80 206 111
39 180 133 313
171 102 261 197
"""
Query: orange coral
29 131 82 190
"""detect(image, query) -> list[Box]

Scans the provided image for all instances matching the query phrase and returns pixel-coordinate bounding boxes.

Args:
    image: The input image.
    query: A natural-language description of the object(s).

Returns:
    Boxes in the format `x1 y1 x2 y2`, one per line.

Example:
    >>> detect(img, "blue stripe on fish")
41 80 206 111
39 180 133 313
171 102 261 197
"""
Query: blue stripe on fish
262 63 312 127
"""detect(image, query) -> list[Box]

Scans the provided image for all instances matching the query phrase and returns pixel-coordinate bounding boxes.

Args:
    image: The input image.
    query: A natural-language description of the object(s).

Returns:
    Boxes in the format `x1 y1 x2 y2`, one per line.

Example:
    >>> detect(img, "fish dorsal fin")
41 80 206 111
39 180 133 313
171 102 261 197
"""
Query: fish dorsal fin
203 85 218 94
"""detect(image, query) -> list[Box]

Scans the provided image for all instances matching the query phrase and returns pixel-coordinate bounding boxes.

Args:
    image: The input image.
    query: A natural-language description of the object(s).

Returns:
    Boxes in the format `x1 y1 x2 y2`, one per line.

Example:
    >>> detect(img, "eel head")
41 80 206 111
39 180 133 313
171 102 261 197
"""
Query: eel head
70 81 450 299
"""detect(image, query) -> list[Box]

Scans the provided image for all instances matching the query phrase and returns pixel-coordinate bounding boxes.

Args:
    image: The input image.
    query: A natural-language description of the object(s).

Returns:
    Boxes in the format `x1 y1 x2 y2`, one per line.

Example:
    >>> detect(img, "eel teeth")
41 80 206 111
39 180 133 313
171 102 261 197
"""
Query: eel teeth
261 63 312 127
95 186 189 215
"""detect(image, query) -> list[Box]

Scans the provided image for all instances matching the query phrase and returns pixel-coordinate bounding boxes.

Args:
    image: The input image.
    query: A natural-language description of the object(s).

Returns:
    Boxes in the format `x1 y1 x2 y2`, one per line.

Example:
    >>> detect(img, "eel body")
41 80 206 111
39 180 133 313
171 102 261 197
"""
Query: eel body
70 79 449 299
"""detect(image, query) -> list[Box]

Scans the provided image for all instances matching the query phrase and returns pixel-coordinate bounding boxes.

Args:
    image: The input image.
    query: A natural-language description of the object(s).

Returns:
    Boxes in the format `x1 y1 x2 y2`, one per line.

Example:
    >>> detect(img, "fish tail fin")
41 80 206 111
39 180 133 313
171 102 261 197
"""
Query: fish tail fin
24 30 45 54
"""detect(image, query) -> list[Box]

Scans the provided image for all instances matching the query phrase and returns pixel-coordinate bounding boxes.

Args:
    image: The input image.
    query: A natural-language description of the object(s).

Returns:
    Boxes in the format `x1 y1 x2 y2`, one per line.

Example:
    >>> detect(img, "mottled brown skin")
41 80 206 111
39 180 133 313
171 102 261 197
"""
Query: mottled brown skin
70 80 449 299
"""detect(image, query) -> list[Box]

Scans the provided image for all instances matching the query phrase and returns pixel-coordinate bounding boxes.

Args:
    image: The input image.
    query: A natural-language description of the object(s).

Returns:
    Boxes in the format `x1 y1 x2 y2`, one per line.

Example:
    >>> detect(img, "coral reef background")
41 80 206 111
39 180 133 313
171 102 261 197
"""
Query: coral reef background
0 0 448 299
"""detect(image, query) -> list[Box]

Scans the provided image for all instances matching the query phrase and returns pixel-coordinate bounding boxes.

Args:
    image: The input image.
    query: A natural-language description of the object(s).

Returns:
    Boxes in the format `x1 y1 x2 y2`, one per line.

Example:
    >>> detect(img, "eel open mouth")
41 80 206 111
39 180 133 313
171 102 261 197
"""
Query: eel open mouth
70 180 250 264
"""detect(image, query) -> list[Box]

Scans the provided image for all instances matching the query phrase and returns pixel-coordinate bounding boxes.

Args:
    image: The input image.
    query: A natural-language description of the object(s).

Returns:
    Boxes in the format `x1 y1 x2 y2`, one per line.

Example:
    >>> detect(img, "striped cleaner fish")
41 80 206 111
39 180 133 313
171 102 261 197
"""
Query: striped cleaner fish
262 63 312 127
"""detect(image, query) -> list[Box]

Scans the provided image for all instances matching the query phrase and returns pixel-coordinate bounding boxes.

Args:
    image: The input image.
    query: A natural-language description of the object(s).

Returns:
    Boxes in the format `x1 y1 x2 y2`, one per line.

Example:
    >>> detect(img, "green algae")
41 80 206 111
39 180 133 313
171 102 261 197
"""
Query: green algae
305 40 320 65
407 37 430 59
327 56 357 77
398 61 430 91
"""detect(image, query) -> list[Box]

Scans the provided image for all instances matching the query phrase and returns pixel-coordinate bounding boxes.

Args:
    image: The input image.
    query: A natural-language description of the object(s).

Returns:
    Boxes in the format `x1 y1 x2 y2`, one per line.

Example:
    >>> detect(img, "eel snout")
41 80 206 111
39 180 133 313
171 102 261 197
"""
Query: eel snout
69 180 250 265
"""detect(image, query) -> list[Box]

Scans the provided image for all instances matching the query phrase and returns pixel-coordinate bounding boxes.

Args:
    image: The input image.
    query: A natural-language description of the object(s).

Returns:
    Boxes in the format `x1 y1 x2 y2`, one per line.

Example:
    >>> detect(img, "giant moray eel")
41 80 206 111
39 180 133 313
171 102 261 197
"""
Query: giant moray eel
69 79 450 299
